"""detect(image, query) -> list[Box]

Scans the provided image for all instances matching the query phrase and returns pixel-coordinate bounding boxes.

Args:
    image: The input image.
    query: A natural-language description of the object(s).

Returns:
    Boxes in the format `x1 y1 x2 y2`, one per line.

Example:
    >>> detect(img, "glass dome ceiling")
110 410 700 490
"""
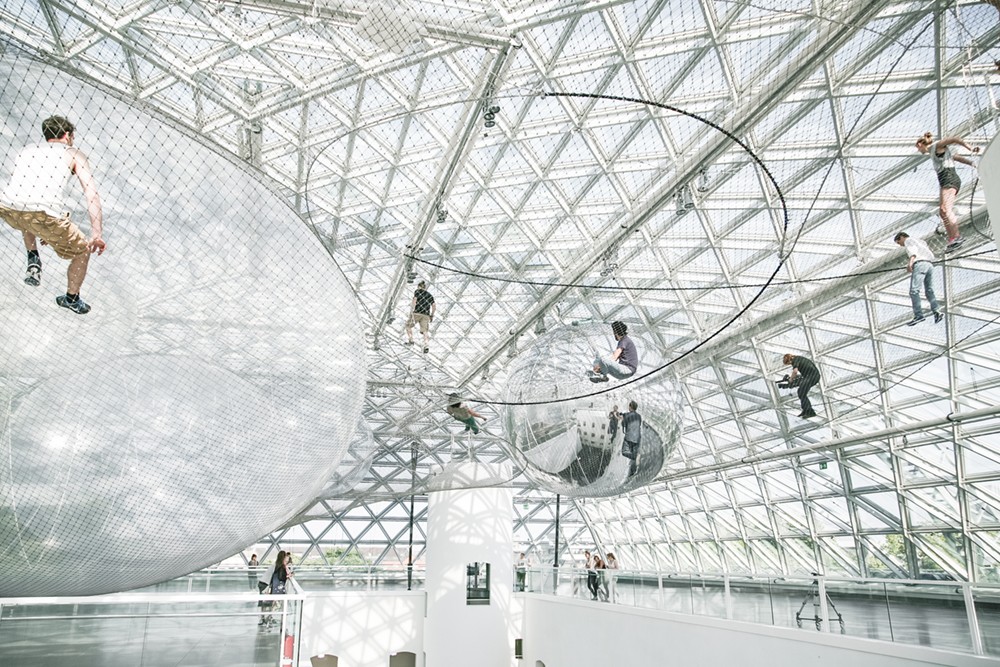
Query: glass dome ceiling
3 0 1000 581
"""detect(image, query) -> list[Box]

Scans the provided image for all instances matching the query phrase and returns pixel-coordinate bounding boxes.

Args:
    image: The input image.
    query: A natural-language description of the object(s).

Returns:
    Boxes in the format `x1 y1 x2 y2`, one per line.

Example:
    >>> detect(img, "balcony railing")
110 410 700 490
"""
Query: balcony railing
519 567 1000 658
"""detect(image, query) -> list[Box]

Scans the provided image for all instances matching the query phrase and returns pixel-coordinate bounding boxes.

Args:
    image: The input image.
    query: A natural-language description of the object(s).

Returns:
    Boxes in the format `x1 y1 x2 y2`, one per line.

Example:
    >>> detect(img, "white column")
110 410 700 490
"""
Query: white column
425 462 514 667
979 132 1000 245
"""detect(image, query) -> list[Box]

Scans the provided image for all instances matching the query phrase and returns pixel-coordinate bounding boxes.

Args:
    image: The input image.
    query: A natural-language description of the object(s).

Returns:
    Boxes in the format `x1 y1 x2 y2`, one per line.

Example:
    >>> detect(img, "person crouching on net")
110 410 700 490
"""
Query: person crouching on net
446 393 487 434
0 115 105 314
588 321 638 383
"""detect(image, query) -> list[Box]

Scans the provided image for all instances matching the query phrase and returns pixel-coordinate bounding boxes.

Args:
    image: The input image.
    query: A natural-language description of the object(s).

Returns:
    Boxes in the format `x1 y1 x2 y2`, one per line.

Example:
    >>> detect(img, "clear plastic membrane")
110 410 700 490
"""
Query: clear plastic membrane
503 323 683 497
320 417 377 498
0 54 365 596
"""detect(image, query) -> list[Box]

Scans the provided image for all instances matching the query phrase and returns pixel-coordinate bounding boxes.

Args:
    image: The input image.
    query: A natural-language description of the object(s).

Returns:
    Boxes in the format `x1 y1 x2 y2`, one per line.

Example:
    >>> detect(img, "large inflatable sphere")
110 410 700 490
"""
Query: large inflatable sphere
0 54 365 596
503 323 682 497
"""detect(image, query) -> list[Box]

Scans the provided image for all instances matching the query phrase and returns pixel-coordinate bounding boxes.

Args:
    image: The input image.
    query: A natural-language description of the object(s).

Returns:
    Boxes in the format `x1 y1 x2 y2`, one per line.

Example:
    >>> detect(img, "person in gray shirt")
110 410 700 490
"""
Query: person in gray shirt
588 321 639 383
894 231 942 326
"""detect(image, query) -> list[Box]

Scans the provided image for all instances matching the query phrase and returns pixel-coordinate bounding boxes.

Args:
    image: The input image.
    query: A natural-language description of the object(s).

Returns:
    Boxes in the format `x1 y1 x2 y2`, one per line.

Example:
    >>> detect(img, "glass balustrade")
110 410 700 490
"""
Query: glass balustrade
521 567 997 657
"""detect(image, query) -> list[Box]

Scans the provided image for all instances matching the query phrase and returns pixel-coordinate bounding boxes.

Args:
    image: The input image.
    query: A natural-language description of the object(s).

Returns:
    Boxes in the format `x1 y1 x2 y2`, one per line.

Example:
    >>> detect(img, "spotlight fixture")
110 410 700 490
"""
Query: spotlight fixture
484 105 499 129
695 168 710 193
675 185 694 216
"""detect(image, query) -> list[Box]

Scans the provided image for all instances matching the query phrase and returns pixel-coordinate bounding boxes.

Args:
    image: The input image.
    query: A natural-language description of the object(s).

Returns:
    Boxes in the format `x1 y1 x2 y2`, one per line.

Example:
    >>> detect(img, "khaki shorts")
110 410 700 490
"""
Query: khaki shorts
409 312 431 333
0 205 89 259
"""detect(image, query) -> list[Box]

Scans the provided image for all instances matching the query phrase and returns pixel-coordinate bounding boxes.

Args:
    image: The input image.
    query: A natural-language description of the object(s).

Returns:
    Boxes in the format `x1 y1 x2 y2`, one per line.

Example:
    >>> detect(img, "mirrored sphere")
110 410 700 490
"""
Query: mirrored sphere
0 55 365 596
503 322 683 497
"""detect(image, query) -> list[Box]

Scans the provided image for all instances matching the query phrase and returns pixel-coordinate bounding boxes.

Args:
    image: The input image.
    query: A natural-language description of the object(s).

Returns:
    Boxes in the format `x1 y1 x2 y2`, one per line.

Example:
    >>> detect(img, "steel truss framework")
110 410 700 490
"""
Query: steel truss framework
5 0 1000 580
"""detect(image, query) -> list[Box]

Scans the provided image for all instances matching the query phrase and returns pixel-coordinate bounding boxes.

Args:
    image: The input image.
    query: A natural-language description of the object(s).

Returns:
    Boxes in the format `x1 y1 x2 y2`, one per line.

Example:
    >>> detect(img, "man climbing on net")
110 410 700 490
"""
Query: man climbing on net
0 115 106 314
587 321 638 383
781 353 820 419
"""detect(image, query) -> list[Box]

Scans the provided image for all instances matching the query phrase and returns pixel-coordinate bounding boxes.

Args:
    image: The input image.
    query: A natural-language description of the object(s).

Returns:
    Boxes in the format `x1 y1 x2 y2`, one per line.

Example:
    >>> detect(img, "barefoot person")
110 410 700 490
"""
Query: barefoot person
0 115 105 314
914 132 979 252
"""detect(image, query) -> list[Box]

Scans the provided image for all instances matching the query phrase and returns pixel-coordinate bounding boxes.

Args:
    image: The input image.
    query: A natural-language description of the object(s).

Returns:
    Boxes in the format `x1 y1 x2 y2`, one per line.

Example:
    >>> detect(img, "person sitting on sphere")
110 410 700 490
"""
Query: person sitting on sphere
620 400 641 477
914 132 979 252
406 280 436 353
0 115 106 314
782 353 820 419
446 393 486 434
587 321 638 383
894 231 943 326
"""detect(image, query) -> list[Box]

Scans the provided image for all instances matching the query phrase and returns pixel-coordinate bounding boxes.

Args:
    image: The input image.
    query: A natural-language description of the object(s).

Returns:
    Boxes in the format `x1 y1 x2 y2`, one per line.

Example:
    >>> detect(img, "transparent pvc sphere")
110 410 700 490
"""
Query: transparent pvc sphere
0 55 365 596
503 322 683 497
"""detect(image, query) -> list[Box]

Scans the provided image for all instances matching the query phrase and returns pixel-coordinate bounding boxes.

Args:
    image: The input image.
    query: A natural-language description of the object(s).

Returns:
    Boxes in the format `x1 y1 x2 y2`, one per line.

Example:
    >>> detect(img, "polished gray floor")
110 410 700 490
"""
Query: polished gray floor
553 574 1000 656
3 580 999 664
0 600 287 667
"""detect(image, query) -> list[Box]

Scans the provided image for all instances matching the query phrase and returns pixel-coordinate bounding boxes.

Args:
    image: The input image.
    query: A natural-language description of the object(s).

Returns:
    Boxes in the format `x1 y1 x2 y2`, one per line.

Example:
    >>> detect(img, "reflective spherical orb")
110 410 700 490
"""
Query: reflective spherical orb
503 322 682 497
0 55 365 596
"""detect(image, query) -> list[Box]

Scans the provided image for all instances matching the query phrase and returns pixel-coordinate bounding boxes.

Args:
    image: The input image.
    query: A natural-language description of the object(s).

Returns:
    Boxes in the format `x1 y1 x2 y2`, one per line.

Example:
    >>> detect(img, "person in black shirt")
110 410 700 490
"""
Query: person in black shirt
783 353 820 419
620 400 641 477
406 280 436 353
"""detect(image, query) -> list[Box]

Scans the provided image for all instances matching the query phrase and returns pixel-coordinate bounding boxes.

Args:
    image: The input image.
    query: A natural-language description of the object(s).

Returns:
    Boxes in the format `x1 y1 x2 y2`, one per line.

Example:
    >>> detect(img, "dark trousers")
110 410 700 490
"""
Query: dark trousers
587 572 598 598
798 373 820 412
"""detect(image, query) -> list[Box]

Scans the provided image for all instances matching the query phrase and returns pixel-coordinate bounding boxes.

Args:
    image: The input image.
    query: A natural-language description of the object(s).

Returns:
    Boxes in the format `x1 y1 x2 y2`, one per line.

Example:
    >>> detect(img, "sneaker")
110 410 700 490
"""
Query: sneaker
802 409 817 419
946 237 965 251
56 294 91 315
587 371 609 383
934 312 943 324
24 266 40 287
423 346 429 353
906 315 925 326
404 341 414 346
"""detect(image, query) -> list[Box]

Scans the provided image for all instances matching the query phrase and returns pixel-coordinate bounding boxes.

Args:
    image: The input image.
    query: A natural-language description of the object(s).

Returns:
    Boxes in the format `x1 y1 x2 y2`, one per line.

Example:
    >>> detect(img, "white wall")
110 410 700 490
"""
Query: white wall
520 595 996 667
298 591 425 667
425 462 514 667
980 130 1000 245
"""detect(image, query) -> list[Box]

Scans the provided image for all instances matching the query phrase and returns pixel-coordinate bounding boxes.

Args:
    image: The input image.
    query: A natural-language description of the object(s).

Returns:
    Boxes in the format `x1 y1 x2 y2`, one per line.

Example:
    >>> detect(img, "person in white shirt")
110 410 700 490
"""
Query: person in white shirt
0 115 105 314
914 132 979 252
894 231 942 326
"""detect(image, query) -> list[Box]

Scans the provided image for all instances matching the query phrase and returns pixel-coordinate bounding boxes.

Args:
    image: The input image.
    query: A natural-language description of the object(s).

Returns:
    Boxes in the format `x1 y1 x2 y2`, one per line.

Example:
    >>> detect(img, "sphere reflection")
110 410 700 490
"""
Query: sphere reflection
503 323 682 497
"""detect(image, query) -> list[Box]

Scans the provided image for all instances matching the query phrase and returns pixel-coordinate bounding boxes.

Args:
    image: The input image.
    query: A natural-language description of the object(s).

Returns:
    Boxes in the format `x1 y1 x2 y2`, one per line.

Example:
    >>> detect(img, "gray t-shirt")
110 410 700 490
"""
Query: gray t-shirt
616 336 638 371
929 142 956 172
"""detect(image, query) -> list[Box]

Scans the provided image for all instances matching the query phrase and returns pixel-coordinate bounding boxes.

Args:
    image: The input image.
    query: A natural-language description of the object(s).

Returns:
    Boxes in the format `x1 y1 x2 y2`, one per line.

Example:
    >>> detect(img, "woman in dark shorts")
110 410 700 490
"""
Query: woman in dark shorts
915 132 979 252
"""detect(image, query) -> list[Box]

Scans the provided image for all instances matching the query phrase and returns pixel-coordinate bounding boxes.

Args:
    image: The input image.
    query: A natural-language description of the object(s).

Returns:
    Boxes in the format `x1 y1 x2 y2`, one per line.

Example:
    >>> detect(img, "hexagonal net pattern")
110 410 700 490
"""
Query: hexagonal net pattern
0 51 365 596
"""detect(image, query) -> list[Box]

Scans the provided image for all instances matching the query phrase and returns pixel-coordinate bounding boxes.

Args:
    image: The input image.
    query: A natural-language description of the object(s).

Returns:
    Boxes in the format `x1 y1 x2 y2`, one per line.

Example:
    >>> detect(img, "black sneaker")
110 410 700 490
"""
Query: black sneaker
934 312 943 324
587 371 609 383
56 294 91 315
423 346 429 353
946 237 965 251
24 266 40 287
802 410 817 419
404 341 414 346
906 315 925 326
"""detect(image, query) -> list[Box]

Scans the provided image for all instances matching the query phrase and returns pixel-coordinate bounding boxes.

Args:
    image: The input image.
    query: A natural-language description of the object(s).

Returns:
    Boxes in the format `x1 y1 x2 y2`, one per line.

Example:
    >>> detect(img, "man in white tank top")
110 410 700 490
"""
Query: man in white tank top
0 115 105 314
